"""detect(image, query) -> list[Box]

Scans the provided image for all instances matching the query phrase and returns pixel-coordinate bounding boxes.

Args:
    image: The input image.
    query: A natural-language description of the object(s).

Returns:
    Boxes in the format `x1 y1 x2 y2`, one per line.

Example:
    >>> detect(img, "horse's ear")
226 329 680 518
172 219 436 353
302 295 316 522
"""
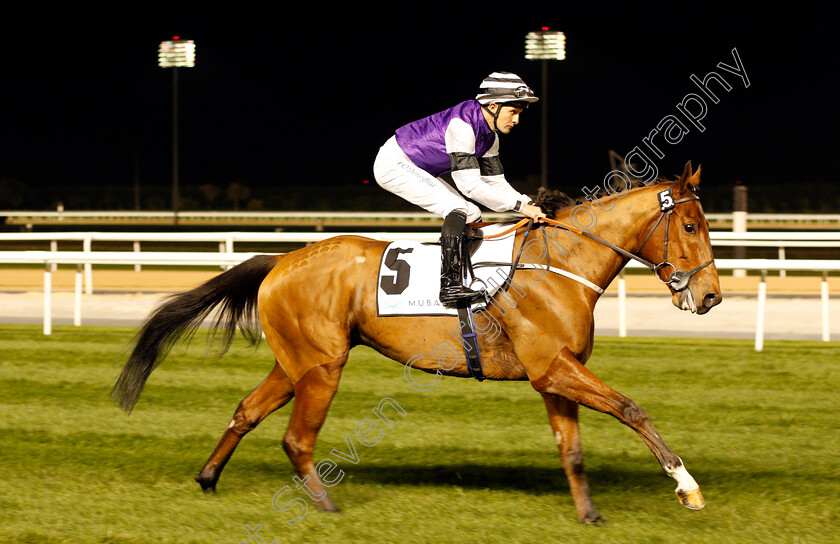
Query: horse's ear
678 160 700 193
680 161 693 180
688 164 702 189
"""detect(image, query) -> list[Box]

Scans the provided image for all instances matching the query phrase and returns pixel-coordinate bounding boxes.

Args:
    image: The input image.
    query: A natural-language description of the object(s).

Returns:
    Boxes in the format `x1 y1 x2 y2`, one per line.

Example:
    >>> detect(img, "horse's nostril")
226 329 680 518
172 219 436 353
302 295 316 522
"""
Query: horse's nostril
703 292 722 308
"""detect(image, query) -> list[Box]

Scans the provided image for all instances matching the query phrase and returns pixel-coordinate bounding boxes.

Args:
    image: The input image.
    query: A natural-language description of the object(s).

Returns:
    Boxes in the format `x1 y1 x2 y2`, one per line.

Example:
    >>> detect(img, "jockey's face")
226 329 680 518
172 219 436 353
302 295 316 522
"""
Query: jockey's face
485 103 524 134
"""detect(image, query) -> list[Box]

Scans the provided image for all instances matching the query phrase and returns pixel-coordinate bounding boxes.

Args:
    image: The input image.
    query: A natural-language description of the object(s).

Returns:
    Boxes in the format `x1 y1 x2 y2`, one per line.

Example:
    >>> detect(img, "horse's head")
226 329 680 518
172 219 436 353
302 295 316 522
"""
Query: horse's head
637 162 722 315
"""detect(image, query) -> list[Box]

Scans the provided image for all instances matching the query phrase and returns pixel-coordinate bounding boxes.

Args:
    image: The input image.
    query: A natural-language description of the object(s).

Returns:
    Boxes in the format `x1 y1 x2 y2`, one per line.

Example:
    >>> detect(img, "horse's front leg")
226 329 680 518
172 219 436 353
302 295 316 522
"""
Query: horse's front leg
541 394 602 524
531 347 705 511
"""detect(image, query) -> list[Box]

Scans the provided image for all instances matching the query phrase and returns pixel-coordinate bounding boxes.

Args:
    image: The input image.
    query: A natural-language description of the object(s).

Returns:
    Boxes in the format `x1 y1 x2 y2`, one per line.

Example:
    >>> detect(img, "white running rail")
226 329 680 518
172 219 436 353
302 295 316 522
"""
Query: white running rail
0 250 837 351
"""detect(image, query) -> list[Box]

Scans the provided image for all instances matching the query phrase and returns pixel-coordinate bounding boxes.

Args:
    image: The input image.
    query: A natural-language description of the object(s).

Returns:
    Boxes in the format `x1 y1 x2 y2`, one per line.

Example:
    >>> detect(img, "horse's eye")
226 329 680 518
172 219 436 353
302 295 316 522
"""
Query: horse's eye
684 224 697 234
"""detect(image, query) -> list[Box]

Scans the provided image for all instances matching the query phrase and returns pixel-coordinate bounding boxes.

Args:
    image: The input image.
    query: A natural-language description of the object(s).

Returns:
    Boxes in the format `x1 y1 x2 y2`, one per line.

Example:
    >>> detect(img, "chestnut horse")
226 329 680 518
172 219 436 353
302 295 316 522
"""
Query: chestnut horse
112 162 721 523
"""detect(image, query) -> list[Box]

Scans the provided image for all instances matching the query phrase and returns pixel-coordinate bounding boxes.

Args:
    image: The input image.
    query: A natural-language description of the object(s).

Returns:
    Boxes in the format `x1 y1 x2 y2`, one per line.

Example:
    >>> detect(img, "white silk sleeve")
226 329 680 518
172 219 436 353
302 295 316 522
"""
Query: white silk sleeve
478 136 531 205
444 120 524 212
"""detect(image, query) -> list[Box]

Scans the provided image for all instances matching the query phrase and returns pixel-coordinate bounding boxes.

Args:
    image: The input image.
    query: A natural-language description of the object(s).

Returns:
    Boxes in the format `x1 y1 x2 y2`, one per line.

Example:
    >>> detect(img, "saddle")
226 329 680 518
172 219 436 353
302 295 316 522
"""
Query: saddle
376 223 521 381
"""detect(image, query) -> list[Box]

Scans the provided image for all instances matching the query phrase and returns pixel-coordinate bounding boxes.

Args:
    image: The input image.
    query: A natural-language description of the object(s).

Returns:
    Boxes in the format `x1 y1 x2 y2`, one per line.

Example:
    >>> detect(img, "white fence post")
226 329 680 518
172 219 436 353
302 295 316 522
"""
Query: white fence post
133 241 141 272
50 240 58 272
83 235 93 294
225 234 234 270
822 272 830 342
74 264 83 327
43 264 52 336
754 270 767 352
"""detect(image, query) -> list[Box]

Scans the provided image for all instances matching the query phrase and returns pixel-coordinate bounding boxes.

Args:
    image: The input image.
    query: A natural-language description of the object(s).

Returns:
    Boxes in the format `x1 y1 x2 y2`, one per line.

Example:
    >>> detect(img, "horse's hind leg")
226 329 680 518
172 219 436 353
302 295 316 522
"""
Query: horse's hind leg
195 360 294 492
282 355 348 513
532 348 705 511
542 394 602 524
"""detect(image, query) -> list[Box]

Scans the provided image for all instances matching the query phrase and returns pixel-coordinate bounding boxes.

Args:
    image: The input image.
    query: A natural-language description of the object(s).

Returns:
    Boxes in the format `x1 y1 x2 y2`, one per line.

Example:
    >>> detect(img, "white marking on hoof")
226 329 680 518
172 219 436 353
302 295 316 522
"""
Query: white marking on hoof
666 459 699 493
667 459 705 509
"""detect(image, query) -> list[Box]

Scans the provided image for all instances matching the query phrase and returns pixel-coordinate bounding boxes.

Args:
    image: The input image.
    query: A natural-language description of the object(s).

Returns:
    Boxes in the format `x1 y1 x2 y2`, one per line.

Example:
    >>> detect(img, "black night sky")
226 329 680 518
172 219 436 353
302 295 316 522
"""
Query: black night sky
1 5 837 211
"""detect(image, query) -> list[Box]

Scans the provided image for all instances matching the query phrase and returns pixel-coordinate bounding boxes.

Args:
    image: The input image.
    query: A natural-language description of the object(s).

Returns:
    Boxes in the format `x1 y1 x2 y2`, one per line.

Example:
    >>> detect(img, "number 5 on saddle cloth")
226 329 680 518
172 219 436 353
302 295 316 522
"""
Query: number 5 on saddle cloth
376 223 521 381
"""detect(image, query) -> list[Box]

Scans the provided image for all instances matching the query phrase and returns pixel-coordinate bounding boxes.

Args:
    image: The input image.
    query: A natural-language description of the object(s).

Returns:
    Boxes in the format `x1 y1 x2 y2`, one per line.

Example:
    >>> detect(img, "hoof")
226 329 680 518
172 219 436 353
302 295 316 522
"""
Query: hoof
195 475 217 494
314 498 340 513
581 513 604 526
676 488 705 510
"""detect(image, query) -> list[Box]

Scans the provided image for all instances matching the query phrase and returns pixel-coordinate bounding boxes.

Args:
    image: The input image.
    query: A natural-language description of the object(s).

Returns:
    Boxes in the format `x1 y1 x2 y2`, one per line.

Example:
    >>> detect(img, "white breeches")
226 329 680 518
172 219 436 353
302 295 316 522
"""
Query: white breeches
373 136 482 223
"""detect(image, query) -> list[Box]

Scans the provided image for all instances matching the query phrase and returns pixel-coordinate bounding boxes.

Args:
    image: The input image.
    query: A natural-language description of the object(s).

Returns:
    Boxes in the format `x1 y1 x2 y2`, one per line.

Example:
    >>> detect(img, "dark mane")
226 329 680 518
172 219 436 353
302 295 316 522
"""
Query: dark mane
532 177 671 218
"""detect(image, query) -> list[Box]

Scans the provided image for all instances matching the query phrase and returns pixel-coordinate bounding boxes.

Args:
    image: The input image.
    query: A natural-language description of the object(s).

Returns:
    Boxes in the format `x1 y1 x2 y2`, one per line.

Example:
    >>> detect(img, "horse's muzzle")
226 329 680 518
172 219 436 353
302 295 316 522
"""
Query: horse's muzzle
678 289 722 315
676 285 722 315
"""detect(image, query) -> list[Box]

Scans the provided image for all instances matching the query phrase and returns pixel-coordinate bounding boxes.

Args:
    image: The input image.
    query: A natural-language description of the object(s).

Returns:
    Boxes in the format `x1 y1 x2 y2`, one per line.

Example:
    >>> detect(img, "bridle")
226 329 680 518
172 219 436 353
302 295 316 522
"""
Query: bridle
537 186 715 293
634 187 715 291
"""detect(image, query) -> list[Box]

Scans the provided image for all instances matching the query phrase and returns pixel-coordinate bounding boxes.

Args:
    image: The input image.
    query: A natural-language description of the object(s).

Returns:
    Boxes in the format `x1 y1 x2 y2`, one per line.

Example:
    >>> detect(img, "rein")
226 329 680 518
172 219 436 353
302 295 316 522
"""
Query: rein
479 218 531 239
475 188 714 293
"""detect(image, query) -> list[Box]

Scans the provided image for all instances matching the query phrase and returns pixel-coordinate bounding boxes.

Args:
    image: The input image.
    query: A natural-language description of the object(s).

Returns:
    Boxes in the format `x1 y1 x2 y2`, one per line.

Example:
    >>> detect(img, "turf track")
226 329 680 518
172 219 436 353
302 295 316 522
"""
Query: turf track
0 325 838 543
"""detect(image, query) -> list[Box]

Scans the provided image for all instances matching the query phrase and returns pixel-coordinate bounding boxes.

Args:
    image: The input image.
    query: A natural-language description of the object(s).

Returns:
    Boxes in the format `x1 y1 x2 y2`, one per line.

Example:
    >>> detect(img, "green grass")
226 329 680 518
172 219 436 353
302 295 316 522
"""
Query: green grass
1 325 838 543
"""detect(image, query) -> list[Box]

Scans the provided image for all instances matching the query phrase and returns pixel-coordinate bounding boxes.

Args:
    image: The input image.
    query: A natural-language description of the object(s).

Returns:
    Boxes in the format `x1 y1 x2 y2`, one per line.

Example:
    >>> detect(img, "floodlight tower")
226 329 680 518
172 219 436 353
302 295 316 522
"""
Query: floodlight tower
158 37 196 223
525 28 565 190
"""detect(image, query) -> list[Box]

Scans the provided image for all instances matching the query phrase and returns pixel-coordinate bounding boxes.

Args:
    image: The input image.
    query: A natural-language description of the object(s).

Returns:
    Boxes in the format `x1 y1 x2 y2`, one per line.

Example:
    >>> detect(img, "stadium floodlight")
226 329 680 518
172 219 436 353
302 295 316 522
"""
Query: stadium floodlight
525 29 566 60
158 37 195 223
525 28 565 190
158 38 196 68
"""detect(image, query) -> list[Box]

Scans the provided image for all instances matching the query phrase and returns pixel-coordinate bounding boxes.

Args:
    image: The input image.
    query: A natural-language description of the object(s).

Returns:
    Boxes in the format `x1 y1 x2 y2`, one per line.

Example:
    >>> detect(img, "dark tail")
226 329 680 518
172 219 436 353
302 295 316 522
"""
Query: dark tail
111 254 280 413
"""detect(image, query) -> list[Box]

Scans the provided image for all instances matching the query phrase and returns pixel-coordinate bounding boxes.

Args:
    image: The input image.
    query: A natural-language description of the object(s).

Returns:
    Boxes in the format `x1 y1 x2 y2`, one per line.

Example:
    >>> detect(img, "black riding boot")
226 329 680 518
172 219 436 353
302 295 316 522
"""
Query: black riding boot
439 212 482 307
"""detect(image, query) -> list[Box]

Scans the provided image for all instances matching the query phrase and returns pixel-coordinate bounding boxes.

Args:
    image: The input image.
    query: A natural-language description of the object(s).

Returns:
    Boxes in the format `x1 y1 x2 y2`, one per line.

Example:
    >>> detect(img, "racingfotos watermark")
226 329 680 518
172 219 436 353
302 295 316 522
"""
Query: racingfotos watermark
228 46 749 542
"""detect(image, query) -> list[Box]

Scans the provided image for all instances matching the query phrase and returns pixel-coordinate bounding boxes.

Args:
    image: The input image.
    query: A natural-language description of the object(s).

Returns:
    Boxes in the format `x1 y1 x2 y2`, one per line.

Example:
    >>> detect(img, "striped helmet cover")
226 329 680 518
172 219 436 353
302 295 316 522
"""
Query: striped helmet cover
475 72 539 105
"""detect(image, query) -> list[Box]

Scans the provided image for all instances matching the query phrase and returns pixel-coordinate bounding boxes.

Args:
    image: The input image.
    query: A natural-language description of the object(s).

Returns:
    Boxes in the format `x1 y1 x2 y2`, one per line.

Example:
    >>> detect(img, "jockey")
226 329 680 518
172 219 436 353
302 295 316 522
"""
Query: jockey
373 71 546 307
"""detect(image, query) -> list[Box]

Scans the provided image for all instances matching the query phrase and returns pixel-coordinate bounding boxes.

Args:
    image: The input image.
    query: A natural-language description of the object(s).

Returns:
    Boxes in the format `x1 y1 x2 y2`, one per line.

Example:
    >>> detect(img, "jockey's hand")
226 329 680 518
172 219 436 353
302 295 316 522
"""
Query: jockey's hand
520 203 546 222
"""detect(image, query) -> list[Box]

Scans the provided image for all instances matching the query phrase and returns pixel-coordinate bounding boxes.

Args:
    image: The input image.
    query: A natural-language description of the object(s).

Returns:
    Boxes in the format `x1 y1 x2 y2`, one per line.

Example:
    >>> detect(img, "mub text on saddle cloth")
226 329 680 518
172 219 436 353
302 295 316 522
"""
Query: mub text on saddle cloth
376 223 517 317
